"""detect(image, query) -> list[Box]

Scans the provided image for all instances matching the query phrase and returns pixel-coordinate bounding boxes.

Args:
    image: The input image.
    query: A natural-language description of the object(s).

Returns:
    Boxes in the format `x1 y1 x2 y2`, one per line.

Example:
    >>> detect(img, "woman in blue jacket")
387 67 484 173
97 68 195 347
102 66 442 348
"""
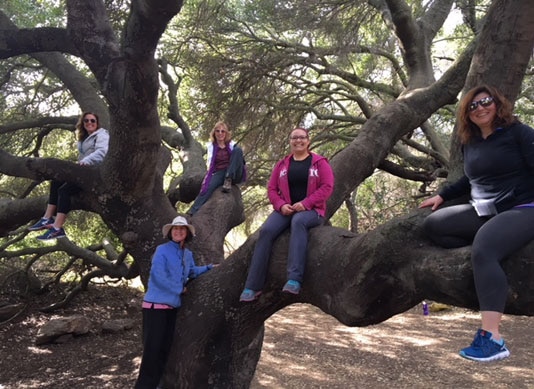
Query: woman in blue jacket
420 85 534 362
135 216 213 389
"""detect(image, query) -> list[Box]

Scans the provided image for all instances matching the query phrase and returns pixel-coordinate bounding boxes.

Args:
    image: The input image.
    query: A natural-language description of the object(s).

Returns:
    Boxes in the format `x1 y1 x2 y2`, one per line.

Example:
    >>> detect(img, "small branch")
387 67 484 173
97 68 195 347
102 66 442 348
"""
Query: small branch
40 269 107 312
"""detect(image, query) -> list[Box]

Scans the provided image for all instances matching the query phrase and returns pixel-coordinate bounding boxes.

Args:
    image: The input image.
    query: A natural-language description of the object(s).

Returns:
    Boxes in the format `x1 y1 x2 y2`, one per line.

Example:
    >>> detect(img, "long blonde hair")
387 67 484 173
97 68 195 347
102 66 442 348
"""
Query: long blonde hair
209 121 232 144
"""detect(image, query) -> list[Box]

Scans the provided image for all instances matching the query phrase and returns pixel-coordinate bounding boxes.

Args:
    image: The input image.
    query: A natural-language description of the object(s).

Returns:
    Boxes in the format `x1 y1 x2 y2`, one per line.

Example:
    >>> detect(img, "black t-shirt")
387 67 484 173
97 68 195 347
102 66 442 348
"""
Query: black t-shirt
288 155 312 203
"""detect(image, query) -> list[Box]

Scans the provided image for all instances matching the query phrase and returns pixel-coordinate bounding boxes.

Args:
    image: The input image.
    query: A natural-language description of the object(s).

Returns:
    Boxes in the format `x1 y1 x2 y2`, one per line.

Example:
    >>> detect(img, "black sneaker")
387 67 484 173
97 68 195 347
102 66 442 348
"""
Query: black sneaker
222 177 232 193
28 217 55 231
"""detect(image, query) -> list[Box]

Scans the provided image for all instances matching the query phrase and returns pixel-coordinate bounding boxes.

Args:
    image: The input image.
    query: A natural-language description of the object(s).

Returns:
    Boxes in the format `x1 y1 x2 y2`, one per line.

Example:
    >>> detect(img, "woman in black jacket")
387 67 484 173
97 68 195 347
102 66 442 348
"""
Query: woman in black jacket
420 85 534 362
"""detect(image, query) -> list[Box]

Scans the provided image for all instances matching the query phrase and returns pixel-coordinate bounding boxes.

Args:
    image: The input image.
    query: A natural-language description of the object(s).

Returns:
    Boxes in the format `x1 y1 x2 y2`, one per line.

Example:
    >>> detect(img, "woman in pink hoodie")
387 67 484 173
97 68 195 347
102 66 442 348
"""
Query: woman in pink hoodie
240 127 334 301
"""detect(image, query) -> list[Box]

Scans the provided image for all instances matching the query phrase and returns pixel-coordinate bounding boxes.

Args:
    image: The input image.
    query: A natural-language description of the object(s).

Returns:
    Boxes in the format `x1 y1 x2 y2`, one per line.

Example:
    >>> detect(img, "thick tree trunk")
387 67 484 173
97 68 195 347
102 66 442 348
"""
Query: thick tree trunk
162 208 534 388
161 1 534 387
0 0 532 387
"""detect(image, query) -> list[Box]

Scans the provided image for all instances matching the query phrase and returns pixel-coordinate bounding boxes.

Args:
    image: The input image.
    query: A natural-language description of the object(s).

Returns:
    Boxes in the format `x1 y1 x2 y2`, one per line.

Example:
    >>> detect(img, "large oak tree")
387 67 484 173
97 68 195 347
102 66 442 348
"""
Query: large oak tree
0 0 533 387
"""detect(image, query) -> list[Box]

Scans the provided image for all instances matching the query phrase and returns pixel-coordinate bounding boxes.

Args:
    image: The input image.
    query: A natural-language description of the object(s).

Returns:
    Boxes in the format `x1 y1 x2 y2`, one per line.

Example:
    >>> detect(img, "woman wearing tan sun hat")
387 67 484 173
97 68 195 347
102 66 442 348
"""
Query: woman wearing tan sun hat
135 215 213 388
161 215 196 239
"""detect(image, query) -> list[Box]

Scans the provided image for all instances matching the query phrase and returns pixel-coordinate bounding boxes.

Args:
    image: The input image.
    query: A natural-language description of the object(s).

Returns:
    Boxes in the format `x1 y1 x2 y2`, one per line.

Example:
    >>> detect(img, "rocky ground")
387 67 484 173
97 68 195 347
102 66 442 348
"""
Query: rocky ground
0 285 533 389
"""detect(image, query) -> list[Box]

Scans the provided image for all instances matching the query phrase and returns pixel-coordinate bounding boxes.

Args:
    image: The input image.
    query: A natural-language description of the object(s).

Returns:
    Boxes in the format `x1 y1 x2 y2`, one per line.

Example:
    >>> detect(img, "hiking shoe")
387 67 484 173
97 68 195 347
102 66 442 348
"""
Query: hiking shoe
28 217 55 231
239 288 261 302
282 280 301 295
222 177 232 193
36 227 67 240
459 329 510 362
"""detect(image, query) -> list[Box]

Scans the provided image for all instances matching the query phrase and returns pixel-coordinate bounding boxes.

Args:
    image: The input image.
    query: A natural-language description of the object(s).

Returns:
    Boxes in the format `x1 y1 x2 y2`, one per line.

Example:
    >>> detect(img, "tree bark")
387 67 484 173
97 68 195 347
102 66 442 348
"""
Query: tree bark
161 1 534 387
162 209 534 388
0 0 532 388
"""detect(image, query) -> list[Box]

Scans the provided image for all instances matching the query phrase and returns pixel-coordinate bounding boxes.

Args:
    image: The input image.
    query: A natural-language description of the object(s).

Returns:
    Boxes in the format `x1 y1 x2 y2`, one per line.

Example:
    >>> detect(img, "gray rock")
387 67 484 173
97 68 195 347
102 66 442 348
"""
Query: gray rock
35 315 92 345
101 318 135 333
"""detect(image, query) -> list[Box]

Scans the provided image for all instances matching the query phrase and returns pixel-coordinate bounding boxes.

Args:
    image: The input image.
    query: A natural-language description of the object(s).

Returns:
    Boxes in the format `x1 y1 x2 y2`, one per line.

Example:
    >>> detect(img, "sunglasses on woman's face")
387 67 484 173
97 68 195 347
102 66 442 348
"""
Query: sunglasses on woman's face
468 96 494 112
83 118 97 123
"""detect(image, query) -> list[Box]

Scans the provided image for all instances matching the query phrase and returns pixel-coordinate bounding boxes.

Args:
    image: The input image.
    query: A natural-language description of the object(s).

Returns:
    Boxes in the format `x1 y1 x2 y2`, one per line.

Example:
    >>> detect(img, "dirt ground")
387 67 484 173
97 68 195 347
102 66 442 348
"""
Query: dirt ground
0 285 533 389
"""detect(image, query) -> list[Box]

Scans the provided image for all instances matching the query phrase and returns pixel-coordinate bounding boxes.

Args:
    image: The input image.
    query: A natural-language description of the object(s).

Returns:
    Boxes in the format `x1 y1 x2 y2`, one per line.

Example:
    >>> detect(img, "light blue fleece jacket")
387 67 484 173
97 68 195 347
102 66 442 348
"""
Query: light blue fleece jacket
77 128 109 165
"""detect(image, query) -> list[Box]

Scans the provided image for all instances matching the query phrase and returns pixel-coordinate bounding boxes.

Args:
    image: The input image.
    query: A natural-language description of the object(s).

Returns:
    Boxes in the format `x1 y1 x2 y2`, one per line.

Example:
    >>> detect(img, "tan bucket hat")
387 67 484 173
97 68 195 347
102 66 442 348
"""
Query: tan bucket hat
161 216 196 238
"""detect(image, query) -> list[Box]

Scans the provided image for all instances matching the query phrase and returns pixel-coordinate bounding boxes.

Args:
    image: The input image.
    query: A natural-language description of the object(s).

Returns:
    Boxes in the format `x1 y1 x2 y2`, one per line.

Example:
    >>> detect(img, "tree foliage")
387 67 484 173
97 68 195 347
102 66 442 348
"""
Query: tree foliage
0 0 533 386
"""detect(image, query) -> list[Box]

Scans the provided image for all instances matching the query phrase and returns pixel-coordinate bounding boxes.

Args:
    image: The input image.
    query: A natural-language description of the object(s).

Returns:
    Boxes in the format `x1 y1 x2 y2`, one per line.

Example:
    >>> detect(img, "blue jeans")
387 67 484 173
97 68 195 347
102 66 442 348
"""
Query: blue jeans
188 147 244 215
188 170 226 215
245 210 324 291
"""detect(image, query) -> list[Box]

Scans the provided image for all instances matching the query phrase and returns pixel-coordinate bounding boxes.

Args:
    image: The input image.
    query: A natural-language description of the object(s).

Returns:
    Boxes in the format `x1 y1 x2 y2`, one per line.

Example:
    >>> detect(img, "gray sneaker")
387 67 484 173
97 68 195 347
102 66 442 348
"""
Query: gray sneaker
222 177 232 193
282 280 301 295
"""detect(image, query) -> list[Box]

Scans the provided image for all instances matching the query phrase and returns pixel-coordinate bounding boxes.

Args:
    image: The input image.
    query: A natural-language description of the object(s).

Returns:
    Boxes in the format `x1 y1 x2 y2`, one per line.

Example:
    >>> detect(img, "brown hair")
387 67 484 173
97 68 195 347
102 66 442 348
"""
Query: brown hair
457 85 516 144
76 112 100 141
209 121 232 144
291 127 309 136
166 226 193 243
290 127 311 151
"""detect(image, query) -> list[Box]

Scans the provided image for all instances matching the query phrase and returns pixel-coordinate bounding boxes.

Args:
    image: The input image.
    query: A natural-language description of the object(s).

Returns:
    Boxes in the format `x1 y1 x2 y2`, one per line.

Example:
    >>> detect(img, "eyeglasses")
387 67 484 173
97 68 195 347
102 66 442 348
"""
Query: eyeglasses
215 130 226 133
83 118 97 123
289 136 308 141
468 96 494 112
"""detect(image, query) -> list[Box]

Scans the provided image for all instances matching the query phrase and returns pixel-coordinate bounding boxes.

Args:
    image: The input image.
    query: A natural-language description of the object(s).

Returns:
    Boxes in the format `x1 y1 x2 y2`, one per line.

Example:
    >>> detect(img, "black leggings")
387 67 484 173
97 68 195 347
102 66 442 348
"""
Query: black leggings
423 204 534 312
48 180 81 214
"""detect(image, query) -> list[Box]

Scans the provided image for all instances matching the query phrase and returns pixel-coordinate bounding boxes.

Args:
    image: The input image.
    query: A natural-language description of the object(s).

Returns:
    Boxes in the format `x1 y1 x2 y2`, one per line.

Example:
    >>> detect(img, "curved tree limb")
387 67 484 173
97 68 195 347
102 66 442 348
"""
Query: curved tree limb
0 11 78 59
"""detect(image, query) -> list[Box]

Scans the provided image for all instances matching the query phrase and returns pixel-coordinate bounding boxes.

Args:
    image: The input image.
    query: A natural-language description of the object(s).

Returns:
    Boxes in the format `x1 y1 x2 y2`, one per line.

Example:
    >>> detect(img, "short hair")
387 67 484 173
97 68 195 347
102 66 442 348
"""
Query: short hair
457 85 516 144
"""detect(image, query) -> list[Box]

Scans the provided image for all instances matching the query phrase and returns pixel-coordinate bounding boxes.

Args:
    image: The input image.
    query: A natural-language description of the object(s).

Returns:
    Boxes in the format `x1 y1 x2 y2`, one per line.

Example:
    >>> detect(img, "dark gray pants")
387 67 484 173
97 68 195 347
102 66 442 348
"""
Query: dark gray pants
423 204 534 312
245 210 323 291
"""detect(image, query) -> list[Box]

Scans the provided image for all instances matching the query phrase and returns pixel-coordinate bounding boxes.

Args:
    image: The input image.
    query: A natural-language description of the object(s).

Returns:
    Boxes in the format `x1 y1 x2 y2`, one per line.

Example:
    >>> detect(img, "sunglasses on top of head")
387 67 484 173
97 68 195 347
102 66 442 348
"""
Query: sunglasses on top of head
468 96 494 112
83 118 97 123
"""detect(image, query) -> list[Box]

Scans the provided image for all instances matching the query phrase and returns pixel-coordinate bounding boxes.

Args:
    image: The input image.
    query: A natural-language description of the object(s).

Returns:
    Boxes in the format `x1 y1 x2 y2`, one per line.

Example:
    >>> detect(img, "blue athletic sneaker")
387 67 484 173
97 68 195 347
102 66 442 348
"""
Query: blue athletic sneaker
239 288 262 302
282 280 301 295
28 217 55 231
36 227 67 240
459 329 510 362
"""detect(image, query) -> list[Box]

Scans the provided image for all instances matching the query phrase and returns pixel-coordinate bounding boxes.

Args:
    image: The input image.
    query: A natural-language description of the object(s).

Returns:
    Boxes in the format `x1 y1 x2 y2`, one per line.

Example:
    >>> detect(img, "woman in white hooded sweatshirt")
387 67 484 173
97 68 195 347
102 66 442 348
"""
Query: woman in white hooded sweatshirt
28 111 109 240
